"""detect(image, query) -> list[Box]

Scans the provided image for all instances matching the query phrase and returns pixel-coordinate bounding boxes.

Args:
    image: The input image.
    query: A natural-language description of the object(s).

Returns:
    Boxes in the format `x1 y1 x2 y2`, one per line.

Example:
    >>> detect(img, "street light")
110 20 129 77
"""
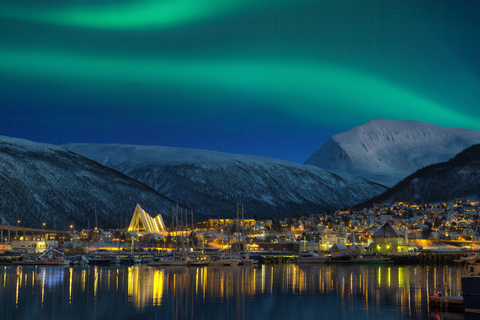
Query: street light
70 225 73 233
42 222 46 230
16 220 20 241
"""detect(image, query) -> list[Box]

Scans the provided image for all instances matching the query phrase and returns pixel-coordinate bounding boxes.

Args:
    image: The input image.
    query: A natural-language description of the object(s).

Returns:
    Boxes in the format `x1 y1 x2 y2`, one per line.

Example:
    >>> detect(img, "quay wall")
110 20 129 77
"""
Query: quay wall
260 252 468 265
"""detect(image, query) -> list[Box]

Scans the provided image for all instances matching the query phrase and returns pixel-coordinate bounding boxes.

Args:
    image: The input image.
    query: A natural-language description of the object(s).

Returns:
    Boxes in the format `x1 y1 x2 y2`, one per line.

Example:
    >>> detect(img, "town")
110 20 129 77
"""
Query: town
1 198 479 259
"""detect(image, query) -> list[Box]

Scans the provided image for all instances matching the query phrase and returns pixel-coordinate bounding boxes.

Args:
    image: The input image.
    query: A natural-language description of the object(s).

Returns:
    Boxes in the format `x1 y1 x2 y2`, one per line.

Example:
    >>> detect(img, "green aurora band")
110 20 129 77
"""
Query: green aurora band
0 0 293 30
1 48 478 129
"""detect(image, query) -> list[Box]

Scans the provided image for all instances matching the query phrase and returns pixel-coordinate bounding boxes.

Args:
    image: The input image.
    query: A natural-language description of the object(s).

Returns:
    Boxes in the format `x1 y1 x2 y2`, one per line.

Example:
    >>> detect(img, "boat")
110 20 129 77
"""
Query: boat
87 255 113 265
189 255 210 266
295 251 329 263
109 255 121 265
70 255 90 265
350 255 392 264
209 251 241 266
244 253 262 264
147 206 191 267
38 248 71 266
240 252 254 265
455 253 480 315
11 257 39 265
295 234 329 264
147 253 191 266
236 204 253 265
119 255 142 265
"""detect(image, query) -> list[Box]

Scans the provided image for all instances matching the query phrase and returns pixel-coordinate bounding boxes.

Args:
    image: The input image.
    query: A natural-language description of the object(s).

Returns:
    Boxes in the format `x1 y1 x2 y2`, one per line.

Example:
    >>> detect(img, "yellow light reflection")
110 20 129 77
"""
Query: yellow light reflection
261 266 265 294
69 268 73 304
378 266 381 287
15 270 20 308
42 270 45 305
94 266 99 298
388 267 391 288
81 269 86 292
152 269 164 306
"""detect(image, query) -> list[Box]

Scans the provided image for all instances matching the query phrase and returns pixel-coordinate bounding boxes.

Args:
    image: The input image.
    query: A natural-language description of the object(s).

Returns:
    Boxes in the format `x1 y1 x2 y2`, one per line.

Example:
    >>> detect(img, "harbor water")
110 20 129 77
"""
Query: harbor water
0 264 466 320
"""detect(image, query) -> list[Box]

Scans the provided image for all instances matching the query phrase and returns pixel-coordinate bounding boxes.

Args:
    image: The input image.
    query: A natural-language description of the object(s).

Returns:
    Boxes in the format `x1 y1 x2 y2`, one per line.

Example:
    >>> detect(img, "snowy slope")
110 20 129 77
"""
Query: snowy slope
304 119 480 187
357 143 480 205
63 144 387 219
0 136 179 228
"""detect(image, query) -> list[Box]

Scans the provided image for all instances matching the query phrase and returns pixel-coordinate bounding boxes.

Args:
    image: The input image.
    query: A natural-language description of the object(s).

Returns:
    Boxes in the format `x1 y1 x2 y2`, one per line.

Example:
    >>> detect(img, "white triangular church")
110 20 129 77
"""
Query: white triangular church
128 204 166 234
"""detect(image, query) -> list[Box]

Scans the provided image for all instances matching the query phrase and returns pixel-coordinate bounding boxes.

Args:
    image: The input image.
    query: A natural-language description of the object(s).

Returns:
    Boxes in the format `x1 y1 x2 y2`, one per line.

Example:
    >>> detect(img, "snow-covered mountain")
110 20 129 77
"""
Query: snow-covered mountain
304 119 480 187
63 144 387 219
0 136 180 228
356 143 480 206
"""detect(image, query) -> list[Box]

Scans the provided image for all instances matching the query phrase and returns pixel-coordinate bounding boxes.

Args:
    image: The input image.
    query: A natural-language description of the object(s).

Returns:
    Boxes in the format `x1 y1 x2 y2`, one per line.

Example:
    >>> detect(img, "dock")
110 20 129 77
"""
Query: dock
429 295 464 313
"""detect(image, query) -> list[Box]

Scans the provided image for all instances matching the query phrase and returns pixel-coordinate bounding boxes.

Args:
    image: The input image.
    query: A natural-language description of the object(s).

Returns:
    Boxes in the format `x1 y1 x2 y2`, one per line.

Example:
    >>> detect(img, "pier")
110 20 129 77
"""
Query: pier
429 295 464 313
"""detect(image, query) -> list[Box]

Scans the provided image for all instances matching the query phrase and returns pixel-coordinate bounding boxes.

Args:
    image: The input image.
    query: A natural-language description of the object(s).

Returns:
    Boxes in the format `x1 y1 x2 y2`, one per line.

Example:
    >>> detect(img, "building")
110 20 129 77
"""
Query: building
128 204 166 234
372 222 412 255
11 240 47 253
331 243 348 257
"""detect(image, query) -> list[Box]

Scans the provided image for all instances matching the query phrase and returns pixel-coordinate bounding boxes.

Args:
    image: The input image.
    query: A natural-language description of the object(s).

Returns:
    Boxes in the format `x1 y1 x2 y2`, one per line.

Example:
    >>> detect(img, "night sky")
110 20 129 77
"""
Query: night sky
1 0 479 163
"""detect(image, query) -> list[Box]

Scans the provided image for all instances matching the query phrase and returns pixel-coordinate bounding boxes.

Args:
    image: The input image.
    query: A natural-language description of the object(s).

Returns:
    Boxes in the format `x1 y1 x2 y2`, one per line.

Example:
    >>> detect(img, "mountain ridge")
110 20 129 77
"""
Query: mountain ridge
354 143 480 207
63 143 387 219
0 136 184 228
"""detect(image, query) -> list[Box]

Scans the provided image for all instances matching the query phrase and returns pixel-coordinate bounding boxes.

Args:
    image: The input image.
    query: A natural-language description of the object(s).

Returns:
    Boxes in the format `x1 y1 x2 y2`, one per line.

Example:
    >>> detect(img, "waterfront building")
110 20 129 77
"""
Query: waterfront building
128 204 166 234
331 243 348 257
11 240 47 253
372 222 415 254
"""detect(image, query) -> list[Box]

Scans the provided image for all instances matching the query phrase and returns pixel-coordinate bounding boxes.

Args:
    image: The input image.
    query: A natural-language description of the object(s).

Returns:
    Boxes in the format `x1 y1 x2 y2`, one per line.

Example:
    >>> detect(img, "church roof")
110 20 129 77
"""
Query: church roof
373 222 403 237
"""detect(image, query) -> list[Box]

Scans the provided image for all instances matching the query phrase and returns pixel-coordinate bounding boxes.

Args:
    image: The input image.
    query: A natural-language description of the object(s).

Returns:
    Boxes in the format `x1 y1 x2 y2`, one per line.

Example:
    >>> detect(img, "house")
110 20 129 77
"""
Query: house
100 231 113 242
284 233 296 241
125 231 139 242
429 232 440 240
331 243 348 258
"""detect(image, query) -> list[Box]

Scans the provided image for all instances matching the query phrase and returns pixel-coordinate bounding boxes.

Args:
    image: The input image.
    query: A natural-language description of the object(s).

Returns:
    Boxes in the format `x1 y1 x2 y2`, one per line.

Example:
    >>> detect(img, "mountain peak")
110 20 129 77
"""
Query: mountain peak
305 120 480 187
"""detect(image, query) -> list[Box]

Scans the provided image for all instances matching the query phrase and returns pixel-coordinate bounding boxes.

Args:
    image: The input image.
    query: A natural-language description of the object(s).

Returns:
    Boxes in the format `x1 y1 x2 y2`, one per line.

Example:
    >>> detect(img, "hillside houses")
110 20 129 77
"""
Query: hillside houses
5 199 477 254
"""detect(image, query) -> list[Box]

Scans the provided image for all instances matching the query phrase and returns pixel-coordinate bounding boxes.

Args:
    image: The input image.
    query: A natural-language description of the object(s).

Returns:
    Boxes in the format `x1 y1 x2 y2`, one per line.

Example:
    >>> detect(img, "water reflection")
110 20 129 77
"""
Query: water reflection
0 264 464 320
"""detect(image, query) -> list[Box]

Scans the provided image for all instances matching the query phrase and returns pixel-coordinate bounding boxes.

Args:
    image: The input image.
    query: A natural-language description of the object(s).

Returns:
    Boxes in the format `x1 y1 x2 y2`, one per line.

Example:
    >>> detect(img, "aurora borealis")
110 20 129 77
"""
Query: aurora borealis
1 0 480 162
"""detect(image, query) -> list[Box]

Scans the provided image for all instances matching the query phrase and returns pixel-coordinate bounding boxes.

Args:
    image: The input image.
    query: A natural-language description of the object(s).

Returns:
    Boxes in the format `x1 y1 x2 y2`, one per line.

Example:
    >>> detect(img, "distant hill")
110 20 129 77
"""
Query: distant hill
304 119 480 187
63 143 387 219
355 143 480 207
0 136 181 229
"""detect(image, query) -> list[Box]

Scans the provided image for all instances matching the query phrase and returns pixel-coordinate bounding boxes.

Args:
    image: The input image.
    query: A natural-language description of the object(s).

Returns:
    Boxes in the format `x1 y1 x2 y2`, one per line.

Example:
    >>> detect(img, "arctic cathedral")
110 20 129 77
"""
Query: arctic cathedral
127 204 166 235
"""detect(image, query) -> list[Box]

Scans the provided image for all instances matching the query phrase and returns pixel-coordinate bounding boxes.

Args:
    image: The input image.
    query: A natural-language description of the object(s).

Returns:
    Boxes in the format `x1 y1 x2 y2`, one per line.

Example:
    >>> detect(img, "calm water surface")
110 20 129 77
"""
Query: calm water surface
0 264 466 320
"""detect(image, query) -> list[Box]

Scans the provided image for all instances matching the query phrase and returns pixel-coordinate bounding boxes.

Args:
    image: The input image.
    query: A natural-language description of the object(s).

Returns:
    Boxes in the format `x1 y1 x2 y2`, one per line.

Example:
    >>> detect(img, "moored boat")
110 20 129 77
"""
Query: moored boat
70 255 89 265
87 255 113 265
147 253 191 266
189 255 210 266
244 253 262 264
295 251 329 264
209 252 241 266
11 257 39 265
38 248 71 266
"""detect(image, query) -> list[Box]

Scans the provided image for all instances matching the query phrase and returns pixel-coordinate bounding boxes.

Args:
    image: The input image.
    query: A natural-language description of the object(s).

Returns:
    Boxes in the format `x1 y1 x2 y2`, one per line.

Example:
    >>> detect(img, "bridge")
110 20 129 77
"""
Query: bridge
0 224 71 242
